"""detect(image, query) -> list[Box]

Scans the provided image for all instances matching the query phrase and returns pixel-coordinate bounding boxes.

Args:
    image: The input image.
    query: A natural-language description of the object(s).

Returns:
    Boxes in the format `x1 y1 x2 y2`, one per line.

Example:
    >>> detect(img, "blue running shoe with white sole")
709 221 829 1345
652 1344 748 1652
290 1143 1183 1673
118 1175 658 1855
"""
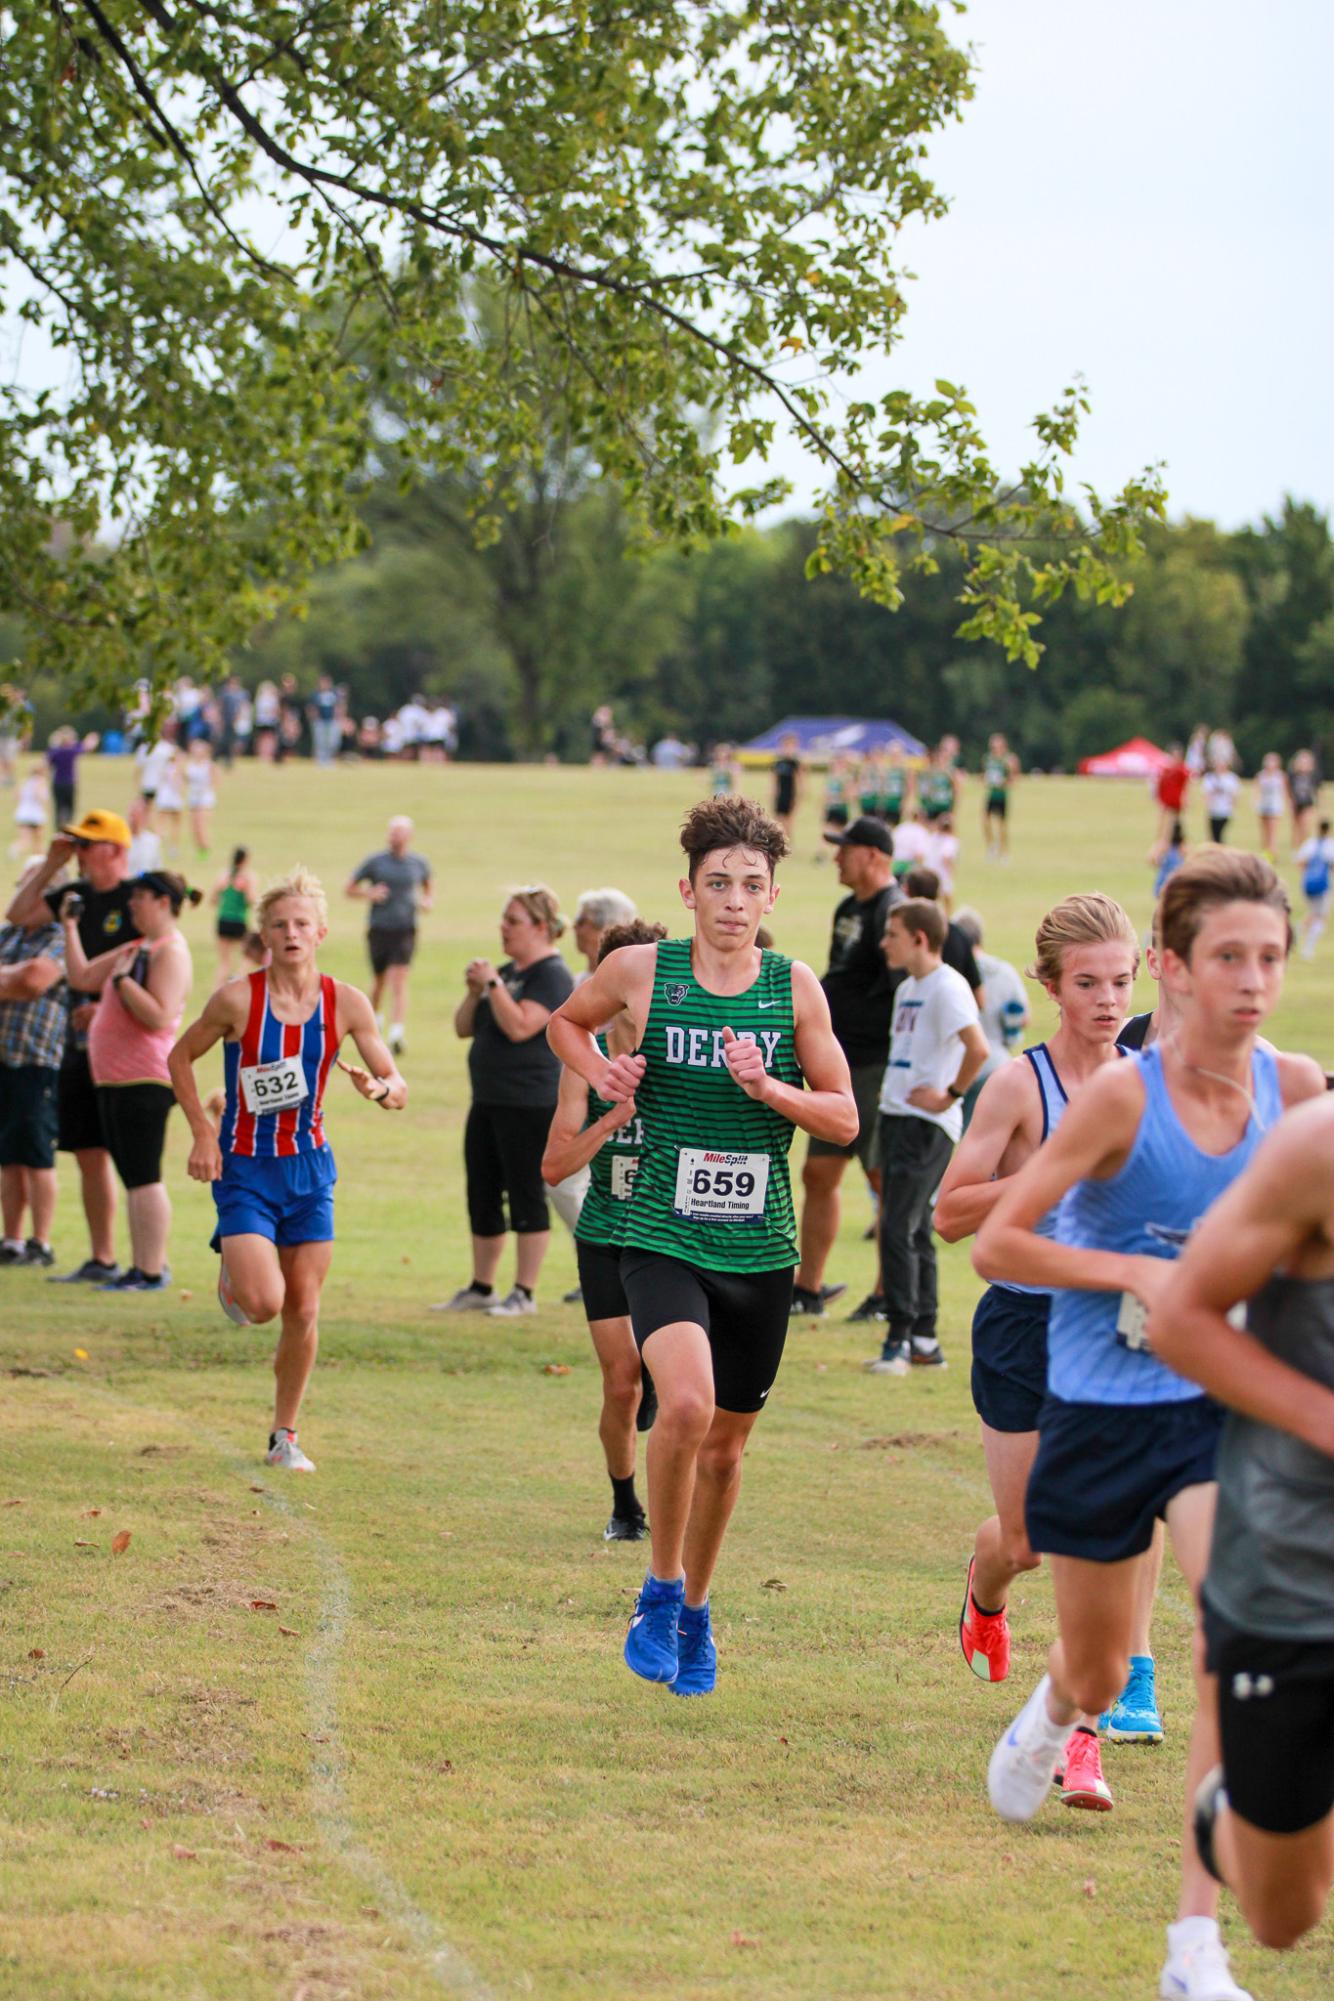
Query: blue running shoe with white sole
1100 1654 1164 1742
672 1602 717 1697
624 1573 683 1684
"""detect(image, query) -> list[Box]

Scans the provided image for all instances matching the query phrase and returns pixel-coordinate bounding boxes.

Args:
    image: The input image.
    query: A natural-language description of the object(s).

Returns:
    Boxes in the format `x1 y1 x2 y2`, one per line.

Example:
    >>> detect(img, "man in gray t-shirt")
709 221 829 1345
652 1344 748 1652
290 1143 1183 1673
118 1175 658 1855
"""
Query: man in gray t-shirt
345 815 432 1055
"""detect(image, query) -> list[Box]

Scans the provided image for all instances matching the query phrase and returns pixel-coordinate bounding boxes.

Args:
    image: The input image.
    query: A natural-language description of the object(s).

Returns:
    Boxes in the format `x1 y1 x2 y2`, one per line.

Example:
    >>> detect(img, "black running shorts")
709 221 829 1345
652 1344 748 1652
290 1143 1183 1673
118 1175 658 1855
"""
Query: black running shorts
575 1237 629 1322
1203 1600 1334 1835
58 1050 105 1154
368 926 417 976
618 1249 792 1414
97 1082 175 1190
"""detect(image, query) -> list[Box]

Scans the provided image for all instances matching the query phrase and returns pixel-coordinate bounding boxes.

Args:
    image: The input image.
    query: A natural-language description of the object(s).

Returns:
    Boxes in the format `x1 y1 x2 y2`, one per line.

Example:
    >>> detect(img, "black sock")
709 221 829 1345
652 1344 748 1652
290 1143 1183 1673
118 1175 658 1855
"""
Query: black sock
470 1280 494 1297
611 1474 640 1519
515 1282 533 1300
971 1590 1004 1618
1073 1723 1096 1740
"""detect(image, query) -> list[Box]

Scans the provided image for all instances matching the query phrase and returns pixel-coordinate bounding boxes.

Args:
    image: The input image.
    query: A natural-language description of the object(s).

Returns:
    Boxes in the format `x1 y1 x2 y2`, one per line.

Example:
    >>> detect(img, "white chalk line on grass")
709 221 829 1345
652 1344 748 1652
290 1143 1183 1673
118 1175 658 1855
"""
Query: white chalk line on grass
76 1378 492 1999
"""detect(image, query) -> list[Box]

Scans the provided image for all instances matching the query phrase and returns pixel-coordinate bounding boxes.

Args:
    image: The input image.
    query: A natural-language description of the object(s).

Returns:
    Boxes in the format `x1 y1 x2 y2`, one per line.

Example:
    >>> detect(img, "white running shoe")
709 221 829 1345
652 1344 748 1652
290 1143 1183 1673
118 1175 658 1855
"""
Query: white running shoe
217 1261 253 1327
431 1284 497 1312
988 1674 1067 1822
1159 1926 1252 2000
265 1430 316 1472
389 1023 404 1054
487 1287 537 1317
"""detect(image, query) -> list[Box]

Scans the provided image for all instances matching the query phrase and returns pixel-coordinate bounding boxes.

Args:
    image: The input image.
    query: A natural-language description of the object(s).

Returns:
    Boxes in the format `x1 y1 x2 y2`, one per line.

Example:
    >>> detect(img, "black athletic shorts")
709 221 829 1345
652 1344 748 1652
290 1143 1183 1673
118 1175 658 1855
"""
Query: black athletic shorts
1025 1393 1223 1562
970 1285 1049 1434
575 1237 629 1321
464 1101 551 1236
368 926 417 976
808 1059 882 1172
0 1063 60 1170
217 918 247 942
1203 1599 1334 1835
986 790 1008 820
58 1050 105 1154
618 1248 792 1414
824 803 849 828
97 1082 175 1190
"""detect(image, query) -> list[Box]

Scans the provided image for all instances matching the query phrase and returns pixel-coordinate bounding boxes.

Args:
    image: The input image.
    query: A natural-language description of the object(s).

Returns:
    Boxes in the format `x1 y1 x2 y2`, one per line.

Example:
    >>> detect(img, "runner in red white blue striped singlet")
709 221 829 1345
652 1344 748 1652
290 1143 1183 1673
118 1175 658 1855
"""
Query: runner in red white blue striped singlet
220 970 339 1158
168 869 406 1473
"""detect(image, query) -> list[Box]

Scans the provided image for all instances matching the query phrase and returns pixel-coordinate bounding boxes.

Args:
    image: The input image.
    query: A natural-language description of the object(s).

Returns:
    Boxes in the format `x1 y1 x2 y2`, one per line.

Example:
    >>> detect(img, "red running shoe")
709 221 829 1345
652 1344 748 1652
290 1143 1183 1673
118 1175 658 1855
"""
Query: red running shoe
959 1556 1011 1683
1058 1727 1114 1811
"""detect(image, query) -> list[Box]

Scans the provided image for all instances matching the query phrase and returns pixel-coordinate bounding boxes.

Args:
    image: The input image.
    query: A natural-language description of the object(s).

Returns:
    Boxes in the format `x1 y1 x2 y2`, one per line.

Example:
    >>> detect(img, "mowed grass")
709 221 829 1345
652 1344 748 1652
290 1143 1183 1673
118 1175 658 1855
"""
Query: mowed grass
1 759 1332 2001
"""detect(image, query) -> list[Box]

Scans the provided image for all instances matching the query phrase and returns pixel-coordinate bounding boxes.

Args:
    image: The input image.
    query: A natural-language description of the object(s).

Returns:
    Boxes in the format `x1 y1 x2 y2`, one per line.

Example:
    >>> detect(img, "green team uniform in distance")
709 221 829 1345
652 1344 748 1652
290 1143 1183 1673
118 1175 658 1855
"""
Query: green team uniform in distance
574 1034 645 1248
919 768 954 820
879 766 907 819
218 879 249 926
624 937 801 1273
984 753 1010 813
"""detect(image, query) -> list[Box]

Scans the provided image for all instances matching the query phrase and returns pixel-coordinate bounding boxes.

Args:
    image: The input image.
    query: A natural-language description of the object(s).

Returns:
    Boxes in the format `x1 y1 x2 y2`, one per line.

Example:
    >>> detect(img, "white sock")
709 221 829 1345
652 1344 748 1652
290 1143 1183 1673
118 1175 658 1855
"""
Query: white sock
1167 1916 1220 1953
1 1237 22 1254
1021 1675 1070 1758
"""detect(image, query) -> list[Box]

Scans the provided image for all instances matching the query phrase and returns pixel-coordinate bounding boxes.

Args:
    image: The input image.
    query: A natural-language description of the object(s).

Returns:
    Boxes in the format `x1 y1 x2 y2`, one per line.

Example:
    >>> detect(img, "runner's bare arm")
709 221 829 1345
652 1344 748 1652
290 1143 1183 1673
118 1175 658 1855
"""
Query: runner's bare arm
337 985 407 1109
974 1061 1163 1298
547 945 654 1099
168 983 249 1178
541 1064 636 1185
935 1060 1038 1242
1150 1104 1334 1456
722 962 856 1144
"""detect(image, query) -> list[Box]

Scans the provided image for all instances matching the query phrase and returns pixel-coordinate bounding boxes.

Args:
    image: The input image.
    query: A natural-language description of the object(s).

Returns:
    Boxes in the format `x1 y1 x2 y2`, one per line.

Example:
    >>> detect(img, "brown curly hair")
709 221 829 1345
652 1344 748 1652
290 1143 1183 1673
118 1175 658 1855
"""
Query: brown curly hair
597 918 668 965
679 795 789 882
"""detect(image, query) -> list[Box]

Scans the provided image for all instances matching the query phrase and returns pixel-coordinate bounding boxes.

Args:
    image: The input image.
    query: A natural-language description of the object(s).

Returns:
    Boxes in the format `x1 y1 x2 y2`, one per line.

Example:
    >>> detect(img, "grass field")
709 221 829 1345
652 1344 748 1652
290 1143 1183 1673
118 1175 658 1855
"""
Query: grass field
2 759 1331 2001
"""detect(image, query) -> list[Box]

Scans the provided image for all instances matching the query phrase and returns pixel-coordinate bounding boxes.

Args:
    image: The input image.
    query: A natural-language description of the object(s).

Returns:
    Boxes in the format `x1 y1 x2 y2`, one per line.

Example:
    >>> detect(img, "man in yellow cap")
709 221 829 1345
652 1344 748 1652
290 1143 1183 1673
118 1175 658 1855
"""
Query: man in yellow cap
5 810 140 1281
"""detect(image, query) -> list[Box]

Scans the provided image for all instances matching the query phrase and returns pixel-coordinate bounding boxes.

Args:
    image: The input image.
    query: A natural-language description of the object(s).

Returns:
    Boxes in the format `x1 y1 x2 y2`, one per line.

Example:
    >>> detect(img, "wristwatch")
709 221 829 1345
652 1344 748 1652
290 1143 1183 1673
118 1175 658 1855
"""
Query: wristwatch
946 1082 965 1100
487 977 500 991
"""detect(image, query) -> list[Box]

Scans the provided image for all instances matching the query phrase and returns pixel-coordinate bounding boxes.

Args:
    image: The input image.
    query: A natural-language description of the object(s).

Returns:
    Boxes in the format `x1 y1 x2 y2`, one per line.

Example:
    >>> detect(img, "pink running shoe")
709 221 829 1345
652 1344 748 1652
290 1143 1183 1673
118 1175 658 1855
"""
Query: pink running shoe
959 1556 1011 1683
1058 1727 1114 1811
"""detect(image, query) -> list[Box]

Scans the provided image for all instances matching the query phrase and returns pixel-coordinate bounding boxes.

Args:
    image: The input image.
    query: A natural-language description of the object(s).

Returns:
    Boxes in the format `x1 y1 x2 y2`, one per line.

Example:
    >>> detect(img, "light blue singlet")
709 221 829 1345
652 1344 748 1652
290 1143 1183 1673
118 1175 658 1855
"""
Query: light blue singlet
996 1043 1069 1299
1047 1042 1281 1407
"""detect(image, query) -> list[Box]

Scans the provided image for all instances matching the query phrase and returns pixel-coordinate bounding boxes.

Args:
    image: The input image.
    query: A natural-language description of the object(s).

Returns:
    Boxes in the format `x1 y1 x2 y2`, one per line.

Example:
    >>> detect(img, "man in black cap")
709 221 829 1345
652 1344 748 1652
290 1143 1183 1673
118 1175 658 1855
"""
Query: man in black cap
792 816 902 1318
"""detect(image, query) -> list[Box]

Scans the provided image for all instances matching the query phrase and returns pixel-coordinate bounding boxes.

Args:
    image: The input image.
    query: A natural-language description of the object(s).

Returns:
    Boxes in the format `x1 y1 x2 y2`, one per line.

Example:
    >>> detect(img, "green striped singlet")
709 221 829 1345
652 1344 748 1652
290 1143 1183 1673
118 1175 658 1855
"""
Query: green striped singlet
574 1034 646 1248
624 937 802 1273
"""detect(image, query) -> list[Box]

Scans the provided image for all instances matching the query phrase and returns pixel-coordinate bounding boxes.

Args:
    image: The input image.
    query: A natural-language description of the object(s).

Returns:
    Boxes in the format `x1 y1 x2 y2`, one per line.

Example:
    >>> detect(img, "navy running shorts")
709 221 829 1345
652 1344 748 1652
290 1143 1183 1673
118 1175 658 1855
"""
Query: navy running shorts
211 1146 337 1248
1025 1392 1224 1562
970 1285 1050 1434
619 1249 792 1415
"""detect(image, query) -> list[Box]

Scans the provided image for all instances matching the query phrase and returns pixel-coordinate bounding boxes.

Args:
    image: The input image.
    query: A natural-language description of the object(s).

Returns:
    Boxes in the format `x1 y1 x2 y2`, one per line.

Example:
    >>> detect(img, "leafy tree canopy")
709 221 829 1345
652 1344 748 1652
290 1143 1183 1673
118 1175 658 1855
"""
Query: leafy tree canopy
2 0 1164 705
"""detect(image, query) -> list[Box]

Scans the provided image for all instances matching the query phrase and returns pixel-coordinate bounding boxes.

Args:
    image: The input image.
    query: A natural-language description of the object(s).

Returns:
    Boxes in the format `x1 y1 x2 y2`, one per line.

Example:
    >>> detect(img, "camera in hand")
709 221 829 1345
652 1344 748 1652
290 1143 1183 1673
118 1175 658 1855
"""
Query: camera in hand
61 891 85 920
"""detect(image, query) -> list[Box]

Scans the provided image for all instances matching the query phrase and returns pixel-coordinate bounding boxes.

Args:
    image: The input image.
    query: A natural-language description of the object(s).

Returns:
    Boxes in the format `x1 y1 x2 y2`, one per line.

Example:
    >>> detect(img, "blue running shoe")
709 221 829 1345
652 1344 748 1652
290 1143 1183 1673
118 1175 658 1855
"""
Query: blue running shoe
624 1573 683 1684
1100 1654 1163 1742
672 1601 717 1697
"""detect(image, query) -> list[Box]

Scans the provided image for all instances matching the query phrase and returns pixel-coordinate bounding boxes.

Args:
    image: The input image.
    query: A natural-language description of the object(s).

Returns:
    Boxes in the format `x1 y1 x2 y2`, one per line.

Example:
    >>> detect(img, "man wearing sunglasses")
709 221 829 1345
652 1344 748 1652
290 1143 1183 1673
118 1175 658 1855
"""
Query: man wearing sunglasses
5 809 139 1282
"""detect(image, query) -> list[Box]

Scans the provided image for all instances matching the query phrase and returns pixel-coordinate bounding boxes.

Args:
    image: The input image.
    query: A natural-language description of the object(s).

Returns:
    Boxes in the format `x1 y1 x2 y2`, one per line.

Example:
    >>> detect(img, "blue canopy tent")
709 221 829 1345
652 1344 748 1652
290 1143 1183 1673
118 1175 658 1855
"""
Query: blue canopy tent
738 716 926 766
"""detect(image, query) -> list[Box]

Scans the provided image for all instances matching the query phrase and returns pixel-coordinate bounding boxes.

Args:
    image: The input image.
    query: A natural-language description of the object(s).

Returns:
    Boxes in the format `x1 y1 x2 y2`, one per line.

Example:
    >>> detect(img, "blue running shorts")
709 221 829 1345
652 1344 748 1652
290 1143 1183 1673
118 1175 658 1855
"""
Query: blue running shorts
211 1147 337 1249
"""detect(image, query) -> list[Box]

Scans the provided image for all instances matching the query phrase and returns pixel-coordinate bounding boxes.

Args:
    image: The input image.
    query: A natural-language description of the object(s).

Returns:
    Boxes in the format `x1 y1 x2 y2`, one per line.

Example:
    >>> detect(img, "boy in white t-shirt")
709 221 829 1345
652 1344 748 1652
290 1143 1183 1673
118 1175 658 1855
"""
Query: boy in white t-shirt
923 813 960 909
870 898 988 1375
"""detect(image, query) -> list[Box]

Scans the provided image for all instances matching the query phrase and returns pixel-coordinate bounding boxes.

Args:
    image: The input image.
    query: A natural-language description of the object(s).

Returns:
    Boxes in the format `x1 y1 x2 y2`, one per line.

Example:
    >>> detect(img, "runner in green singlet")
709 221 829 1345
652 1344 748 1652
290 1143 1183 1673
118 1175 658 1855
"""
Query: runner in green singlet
919 751 957 824
543 919 667 1543
211 845 257 986
983 732 1018 860
879 748 910 826
548 794 855 1695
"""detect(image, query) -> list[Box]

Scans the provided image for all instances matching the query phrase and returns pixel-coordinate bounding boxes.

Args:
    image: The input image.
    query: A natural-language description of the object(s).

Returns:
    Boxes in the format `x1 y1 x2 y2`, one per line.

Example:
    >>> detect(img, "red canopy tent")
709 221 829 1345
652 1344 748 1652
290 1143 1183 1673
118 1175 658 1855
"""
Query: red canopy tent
1078 736 1173 778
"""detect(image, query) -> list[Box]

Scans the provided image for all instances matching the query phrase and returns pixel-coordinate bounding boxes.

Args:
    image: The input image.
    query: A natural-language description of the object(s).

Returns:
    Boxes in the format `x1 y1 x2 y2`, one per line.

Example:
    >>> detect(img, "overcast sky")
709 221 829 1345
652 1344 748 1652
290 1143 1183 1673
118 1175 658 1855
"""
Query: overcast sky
765 0 1333 531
